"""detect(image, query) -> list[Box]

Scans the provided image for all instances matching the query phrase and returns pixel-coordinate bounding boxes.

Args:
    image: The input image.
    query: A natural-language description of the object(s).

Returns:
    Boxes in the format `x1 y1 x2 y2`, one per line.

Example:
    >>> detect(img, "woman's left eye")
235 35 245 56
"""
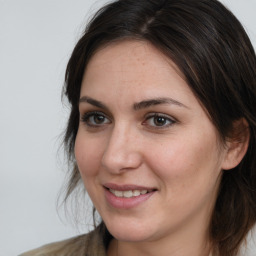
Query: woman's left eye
143 114 176 128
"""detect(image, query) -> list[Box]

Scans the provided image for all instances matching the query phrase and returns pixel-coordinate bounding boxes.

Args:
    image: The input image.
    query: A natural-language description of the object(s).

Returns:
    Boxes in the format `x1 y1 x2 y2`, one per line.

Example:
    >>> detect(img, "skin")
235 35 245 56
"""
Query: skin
75 40 240 256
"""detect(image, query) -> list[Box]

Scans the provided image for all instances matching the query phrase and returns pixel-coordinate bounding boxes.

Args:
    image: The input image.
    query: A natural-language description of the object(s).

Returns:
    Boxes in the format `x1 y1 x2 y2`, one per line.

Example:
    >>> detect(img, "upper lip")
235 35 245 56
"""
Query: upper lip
103 183 157 191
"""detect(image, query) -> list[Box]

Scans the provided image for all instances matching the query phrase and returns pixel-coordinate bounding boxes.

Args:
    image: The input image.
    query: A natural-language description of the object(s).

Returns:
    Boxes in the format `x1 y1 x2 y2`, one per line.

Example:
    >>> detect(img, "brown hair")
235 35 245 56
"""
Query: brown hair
63 0 256 255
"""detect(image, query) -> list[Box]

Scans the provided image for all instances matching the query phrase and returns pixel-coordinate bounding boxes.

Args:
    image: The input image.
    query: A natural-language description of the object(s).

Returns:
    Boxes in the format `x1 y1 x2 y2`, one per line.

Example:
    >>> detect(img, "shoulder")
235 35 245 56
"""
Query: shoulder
19 234 90 256
19 227 107 256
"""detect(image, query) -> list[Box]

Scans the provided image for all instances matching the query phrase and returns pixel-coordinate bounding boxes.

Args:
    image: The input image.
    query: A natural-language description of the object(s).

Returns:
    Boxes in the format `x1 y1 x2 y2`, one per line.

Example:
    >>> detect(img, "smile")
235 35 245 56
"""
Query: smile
103 184 157 209
109 189 151 198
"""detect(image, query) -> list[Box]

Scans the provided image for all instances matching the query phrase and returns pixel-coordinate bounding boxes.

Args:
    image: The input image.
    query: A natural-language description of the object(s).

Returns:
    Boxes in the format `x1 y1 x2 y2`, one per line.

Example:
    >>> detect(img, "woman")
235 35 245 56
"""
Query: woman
21 0 256 255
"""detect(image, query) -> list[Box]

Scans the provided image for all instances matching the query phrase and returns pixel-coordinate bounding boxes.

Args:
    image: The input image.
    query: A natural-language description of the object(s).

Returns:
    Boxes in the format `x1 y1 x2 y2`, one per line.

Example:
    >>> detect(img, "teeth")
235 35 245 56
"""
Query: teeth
123 191 133 198
133 190 140 196
109 189 150 198
141 190 147 195
115 190 123 197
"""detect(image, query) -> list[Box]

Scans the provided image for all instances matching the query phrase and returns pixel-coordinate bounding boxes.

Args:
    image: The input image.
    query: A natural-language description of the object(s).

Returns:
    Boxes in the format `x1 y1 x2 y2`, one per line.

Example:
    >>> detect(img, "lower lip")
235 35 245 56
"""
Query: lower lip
104 188 155 209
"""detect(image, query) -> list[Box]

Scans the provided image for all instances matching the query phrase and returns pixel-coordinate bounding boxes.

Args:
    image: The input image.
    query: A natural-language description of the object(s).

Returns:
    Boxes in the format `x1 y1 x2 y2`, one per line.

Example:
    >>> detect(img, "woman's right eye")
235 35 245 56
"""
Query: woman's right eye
81 111 111 127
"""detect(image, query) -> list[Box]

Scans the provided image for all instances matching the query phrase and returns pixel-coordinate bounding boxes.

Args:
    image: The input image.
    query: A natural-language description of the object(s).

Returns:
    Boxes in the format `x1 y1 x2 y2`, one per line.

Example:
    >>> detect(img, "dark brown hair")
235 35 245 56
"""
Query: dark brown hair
63 0 256 255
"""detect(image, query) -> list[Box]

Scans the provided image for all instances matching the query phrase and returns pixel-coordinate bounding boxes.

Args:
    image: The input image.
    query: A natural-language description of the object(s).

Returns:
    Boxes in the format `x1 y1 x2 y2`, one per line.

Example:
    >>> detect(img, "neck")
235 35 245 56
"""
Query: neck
107 212 213 256
115 239 211 256
107 199 215 256
108 231 212 256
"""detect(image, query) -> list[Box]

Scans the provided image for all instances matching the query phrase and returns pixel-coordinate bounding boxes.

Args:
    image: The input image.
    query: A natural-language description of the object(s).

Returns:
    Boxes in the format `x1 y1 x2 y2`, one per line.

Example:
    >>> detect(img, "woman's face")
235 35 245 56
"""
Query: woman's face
75 41 228 243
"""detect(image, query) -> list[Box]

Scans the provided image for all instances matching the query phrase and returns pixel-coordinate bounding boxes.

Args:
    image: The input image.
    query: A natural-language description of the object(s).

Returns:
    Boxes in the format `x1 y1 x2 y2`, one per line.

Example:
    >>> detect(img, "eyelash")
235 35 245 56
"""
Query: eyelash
81 111 111 127
143 113 176 129
80 111 176 129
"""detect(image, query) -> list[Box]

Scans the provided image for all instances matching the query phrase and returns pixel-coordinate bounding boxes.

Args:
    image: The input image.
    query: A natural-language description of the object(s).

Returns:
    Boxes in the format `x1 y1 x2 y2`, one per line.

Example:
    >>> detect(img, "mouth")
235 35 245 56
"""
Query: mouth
103 183 157 198
103 183 157 209
108 188 155 198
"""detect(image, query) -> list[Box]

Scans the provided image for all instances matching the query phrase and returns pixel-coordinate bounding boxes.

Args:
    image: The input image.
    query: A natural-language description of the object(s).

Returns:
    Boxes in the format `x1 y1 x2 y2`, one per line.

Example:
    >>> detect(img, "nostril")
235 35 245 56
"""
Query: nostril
101 149 142 173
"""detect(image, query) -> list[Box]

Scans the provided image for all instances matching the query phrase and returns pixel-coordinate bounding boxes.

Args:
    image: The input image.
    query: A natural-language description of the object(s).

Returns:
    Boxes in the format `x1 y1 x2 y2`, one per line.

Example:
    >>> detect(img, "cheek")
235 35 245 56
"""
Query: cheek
148 134 222 190
74 132 104 179
147 136 223 221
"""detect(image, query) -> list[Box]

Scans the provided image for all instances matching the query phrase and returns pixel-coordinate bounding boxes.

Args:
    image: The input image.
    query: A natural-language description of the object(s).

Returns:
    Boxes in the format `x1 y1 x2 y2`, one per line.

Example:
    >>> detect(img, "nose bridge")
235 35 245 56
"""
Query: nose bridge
101 121 141 172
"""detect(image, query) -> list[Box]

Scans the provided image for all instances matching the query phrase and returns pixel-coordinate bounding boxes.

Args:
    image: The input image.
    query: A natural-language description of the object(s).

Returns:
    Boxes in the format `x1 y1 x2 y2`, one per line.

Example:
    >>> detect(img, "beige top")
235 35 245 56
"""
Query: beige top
20 223 216 256
19 224 109 256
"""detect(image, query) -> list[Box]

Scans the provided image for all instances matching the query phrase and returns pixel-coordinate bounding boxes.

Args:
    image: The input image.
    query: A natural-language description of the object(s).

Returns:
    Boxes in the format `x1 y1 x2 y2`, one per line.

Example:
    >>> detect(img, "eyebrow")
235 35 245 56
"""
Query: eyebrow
79 96 188 110
79 96 109 110
133 97 188 110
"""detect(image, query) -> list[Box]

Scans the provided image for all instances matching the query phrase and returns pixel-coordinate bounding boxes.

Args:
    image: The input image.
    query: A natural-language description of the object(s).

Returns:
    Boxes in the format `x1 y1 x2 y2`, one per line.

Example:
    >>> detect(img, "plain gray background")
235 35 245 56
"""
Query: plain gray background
1 1 256 255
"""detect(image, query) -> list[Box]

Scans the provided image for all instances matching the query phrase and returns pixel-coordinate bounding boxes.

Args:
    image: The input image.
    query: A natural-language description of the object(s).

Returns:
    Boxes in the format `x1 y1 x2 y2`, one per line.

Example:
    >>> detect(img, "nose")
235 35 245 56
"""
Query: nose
101 124 142 173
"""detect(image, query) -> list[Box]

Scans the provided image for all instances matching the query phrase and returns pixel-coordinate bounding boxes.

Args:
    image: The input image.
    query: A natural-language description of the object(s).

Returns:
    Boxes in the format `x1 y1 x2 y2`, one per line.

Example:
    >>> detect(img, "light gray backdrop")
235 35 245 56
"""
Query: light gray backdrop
1 0 255 255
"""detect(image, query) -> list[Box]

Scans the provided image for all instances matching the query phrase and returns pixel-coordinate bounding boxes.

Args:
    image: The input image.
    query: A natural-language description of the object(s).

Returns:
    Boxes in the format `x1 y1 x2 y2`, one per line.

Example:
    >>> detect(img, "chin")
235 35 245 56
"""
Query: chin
111 230 150 242
105 220 155 242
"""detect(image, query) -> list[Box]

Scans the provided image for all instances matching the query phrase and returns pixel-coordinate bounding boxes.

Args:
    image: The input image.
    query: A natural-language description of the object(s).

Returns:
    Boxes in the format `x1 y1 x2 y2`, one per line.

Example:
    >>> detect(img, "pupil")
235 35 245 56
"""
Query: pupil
155 117 166 126
94 115 104 124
